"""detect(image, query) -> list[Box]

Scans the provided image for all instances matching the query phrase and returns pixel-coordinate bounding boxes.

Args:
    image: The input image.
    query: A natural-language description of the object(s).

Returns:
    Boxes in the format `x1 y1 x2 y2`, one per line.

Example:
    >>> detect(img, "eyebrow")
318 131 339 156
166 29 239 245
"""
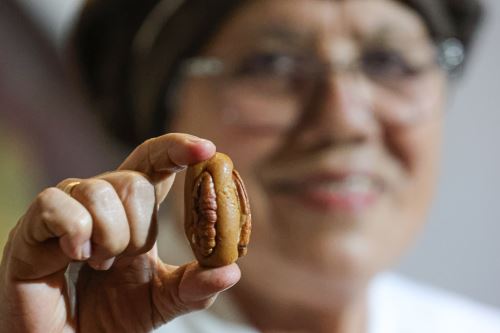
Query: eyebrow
247 25 313 48
362 20 431 42
363 29 432 54
244 21 431 53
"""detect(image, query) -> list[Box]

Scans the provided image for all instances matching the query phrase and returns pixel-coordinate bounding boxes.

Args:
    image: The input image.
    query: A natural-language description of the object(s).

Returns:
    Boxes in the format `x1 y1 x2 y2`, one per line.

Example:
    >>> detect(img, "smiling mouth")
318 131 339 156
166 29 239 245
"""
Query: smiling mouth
269 173 384 213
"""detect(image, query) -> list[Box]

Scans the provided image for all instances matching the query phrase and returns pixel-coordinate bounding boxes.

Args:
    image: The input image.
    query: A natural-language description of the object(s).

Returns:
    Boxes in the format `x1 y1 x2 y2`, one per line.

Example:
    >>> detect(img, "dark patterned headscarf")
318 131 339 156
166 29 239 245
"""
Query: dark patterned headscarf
70 0 483 147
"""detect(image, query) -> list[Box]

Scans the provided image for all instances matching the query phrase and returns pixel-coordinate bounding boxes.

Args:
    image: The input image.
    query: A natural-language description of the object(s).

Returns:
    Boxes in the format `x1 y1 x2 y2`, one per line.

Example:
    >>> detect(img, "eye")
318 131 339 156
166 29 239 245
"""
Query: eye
230 52 319 97
361 49 421 79
235 52 304 78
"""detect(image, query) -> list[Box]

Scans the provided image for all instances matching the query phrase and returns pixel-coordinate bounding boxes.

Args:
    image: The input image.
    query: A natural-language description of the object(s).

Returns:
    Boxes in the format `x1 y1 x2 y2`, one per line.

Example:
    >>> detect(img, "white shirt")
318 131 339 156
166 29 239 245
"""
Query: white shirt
155 273 500 333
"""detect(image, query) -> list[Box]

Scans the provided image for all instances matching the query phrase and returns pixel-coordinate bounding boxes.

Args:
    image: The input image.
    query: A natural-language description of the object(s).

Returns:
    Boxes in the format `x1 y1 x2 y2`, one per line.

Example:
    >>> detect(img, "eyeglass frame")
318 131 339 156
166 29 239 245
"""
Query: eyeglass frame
181 38 464 80
173 38 464 131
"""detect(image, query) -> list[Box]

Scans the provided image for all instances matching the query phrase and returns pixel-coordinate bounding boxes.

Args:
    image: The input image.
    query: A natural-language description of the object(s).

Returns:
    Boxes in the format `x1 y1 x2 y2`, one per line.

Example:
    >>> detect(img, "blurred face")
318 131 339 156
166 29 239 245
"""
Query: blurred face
170 0 446 309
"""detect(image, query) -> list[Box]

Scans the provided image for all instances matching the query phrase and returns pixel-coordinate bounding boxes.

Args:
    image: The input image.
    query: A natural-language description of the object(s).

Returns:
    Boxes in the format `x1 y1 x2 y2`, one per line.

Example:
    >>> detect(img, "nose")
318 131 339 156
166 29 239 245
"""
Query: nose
293 73 380 150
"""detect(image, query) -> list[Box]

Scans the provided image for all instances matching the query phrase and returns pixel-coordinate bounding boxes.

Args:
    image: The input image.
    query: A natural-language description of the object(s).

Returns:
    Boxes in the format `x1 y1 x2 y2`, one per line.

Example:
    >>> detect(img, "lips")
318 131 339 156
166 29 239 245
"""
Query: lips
267 170 385 213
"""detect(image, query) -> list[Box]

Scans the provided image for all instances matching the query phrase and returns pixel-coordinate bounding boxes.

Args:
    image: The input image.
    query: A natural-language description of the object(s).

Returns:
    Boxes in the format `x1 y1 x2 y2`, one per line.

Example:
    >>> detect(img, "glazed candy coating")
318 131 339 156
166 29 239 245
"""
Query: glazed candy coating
184 153 251 267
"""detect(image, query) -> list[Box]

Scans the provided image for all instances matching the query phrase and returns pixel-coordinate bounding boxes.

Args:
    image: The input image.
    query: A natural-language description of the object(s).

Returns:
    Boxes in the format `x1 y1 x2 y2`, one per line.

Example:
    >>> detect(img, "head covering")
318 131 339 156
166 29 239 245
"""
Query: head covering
70 0 483 147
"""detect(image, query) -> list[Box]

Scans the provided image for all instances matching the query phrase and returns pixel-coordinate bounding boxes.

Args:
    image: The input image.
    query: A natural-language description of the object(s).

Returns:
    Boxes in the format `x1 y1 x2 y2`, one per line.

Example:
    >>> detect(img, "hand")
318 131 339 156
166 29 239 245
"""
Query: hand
0 133 241 332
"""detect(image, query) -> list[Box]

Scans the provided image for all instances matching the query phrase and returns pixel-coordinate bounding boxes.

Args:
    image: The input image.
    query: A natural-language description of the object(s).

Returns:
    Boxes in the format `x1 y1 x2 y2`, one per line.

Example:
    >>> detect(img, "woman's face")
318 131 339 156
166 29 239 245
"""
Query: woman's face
171 0 446 307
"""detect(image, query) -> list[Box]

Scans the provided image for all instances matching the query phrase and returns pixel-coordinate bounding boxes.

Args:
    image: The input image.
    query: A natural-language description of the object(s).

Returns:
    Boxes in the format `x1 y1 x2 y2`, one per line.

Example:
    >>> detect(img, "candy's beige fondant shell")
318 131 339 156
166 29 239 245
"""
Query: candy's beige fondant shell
185 153 242 267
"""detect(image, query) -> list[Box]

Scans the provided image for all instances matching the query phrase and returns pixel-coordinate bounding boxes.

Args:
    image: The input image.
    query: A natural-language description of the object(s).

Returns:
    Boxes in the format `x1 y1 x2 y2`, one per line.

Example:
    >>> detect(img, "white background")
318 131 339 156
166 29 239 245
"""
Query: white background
17 0 500 308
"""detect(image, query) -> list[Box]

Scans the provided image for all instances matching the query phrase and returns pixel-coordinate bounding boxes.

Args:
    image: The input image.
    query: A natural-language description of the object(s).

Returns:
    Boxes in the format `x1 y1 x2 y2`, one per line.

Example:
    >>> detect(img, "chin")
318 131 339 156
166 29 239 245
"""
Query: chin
291 230 375 279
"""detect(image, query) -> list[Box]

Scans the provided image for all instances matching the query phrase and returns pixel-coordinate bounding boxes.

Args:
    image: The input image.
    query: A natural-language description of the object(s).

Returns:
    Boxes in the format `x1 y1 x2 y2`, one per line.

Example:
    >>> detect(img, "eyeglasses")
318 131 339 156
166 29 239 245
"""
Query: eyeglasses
180 38 464 132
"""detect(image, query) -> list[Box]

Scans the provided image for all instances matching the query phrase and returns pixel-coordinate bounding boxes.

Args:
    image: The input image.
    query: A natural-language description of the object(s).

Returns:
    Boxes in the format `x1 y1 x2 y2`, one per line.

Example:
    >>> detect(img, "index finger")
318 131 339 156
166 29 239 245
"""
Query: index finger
118 133 216 183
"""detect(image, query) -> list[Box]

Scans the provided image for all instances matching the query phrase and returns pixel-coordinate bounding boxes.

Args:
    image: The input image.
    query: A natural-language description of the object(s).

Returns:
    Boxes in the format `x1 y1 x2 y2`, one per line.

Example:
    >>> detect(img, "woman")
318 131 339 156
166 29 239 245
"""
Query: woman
1 0 497 332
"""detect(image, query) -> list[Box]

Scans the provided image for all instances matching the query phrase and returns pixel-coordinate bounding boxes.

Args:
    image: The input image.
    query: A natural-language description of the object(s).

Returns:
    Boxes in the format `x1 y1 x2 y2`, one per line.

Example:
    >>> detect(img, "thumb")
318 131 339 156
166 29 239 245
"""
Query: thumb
153 261 241 325
118 134 216 204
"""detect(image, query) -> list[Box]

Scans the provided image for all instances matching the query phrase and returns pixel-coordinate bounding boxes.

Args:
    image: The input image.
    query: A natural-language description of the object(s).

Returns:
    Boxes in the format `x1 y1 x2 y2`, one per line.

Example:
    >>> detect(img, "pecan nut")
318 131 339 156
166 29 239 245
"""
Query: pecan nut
184 153 252 267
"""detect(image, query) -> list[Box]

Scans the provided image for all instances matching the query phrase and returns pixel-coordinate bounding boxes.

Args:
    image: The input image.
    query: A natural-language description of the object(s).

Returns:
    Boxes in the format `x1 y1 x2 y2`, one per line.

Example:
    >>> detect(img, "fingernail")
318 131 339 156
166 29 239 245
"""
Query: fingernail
221 281 238 293
80 241 91 260
88 257 115 271
187 137 215 150
167 164 186 173
186 136 208 144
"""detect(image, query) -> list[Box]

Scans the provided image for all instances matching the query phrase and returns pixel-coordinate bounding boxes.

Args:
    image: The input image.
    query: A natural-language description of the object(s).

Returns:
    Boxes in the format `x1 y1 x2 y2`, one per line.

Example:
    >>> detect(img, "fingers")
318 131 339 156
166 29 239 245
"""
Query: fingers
153 262 241 323
77 134 215 264
9 133 216 280
63 170 159 268
118 133 216 187
96 171 157 256
119 133 215 204
26 188 92 258
12 187 92 279
69 178 130 270
177 263 241 306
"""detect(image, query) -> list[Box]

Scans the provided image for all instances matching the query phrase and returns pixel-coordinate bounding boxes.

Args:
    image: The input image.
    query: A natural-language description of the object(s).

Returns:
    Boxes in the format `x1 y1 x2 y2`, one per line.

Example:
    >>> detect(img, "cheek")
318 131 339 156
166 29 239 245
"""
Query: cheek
379 74 446 176
372 77 446 266
391 113 443 230
393 116 443 184
372 118 443 271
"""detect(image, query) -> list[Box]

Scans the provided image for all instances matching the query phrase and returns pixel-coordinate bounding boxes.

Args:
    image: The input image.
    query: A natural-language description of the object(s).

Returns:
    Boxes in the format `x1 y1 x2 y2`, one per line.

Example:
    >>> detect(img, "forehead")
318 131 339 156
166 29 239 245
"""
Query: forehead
209 0 430 47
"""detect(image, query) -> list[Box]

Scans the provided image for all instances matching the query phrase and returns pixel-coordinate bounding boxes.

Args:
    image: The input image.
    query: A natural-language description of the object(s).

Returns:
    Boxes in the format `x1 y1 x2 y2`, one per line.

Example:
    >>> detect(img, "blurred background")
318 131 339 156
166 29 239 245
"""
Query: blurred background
2 0 499 308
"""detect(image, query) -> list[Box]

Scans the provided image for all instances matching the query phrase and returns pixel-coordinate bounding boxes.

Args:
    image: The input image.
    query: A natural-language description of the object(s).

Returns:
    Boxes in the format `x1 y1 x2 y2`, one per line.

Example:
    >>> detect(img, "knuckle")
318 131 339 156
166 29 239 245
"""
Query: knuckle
99 243 123 256
171 290 215 314
162 133 177 141
101 237 129 256
143 137 156 146
114 233 130 252
127 236 155 256
36 187 60 207
33 188 61 222
77 179 115 201
38 210 53 227
163 290 191 318
138 138 155 155
125 174 154 199
70 210 92 236
93 226 130 256
186 298 215 312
